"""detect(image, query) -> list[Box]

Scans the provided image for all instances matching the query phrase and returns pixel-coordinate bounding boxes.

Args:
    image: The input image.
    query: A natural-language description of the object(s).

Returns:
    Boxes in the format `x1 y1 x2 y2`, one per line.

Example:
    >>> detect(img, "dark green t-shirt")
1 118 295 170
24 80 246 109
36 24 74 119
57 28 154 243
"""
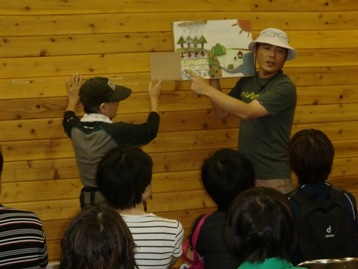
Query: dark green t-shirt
229 71 296 179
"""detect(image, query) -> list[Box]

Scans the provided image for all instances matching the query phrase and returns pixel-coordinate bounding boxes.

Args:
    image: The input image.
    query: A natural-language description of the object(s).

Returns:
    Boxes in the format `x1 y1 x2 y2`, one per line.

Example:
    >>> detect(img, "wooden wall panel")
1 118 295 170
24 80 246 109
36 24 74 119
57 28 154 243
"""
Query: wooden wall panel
0 1 358 267
1 12 357 38
1 30 358 58
1 48 357 79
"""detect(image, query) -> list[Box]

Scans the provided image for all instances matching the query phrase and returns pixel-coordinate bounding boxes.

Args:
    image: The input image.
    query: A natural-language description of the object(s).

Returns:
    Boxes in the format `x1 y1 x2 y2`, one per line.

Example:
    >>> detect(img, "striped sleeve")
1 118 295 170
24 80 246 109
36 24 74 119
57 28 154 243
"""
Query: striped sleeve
0 207 48 269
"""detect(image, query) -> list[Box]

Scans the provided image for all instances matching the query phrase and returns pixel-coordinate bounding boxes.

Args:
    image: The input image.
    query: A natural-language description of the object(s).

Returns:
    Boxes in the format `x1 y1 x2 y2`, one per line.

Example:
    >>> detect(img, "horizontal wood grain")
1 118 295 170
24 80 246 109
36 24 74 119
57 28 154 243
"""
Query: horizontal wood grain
0 0 249 14
0 48 357 79
0 0 356 15
1 103 358 142
0 72 357 102
0 11 357 37
2 148 358 183
1 88 358 121
250 0 358 12
2 157 358 203
1 0 358 264
1 30 357 58
3 190 216 221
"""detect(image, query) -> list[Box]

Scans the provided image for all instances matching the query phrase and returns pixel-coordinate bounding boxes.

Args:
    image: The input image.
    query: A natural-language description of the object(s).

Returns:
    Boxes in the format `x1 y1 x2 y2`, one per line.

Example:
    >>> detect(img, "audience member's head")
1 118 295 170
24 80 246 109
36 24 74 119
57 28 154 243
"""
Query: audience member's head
225 187 296 264
201 148 255 211
96 146 153 210
59 206 138 269
288 128 334 184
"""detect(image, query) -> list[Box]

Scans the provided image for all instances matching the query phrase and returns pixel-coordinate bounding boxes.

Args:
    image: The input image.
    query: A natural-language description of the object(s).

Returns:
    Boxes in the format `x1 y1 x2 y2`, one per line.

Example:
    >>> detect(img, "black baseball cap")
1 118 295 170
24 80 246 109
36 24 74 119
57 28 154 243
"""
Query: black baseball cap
79 77 132 107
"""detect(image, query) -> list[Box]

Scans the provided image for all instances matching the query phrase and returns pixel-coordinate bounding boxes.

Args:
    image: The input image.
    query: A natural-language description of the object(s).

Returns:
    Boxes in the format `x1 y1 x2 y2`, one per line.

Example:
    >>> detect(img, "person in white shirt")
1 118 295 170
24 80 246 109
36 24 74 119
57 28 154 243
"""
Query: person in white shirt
96 146 184 269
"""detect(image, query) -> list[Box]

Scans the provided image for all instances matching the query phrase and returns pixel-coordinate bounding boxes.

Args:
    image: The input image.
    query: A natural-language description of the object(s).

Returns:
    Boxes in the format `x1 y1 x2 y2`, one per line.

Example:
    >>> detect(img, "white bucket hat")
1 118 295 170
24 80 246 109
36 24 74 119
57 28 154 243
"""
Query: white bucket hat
248 28 296 60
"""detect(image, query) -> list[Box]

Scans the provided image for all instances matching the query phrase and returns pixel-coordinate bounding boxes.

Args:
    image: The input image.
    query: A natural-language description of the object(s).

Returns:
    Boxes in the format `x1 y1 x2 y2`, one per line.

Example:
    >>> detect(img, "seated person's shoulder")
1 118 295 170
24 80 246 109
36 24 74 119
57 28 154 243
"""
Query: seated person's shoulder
1 206 43 222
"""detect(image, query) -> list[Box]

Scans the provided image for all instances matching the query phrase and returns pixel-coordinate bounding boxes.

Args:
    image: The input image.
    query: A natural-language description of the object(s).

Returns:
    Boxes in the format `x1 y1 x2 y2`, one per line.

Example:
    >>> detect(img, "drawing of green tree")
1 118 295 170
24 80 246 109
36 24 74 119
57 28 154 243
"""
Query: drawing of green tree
177 36 186 48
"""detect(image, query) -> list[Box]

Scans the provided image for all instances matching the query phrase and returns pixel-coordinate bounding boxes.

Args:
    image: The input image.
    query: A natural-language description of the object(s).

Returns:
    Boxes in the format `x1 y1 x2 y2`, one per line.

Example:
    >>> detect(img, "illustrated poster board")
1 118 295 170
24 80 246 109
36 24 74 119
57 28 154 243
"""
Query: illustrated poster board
173 19 255 80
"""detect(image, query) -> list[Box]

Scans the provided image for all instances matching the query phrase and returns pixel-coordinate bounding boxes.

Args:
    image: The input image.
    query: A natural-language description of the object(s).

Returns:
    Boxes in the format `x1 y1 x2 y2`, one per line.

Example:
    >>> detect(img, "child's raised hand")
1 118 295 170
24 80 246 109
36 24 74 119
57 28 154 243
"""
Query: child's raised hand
148 78 162 100
66 73 82 99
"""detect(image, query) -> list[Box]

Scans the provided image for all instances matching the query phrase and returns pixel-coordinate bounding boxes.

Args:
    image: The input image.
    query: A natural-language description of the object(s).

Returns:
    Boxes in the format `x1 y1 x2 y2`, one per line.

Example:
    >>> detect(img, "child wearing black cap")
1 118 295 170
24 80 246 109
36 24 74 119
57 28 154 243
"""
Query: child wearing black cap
63 74 162 208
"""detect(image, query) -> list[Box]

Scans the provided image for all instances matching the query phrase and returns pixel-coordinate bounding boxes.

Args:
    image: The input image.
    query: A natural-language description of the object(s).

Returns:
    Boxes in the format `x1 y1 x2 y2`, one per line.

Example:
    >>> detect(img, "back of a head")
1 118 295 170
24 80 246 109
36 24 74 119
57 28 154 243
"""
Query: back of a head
59 206 137 269
288 129 334 185
96 146 153 209
226 187 295 264
201 148 255 211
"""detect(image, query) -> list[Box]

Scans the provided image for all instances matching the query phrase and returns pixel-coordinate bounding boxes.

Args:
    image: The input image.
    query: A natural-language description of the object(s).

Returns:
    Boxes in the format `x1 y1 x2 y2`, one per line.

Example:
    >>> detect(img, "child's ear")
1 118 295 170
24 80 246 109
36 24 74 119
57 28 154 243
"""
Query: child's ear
142 184 152 201
98 103 106 113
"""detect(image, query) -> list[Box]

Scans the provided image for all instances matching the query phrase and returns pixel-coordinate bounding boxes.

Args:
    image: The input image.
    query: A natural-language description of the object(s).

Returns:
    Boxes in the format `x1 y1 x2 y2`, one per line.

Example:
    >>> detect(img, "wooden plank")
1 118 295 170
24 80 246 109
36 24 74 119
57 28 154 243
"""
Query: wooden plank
0 82 358 121
42 208 214 242
295 85 358 105
331 161 358 181
0 67 357 100
42 219 70 241
1 88 358 121
293 103 358 124
146 190 216 212
1 158 79 183
0 77 357 108
0 129 239 161
0 110 239 141
0 48 357 79
0 91 215 120
0 74 176 100
2 146 358 183
292 30 358 49
250 0 358 12
1 0 355 14
191 66 358 88
0 0 251 14
2 111 358 143
0 32 174 58
0 170 204 203
292 122 358 142
1 124 358 162
1 30 357 57
4 199 80 221
284 48 358 68
330 176 358 189
0 150 212 183
1 12 357 37
0 53 150 79
4 190 215 221
285 66 358 87
2 158 358 203
0 179 83 203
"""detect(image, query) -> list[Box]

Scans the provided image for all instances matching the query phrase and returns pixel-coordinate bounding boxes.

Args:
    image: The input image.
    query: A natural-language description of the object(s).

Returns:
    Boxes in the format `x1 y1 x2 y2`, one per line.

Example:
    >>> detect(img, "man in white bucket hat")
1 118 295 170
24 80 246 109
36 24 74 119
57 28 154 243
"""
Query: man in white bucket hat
187 28 297 193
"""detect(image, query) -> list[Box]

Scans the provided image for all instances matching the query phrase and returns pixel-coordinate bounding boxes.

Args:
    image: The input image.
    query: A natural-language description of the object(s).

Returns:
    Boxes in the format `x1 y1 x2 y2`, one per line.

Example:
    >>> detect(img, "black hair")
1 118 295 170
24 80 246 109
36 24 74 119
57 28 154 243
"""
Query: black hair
201 148 255 211
288 129 334 184
83 106 101 114
225 187 296 264
59 206 138 269
96 146 153 210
